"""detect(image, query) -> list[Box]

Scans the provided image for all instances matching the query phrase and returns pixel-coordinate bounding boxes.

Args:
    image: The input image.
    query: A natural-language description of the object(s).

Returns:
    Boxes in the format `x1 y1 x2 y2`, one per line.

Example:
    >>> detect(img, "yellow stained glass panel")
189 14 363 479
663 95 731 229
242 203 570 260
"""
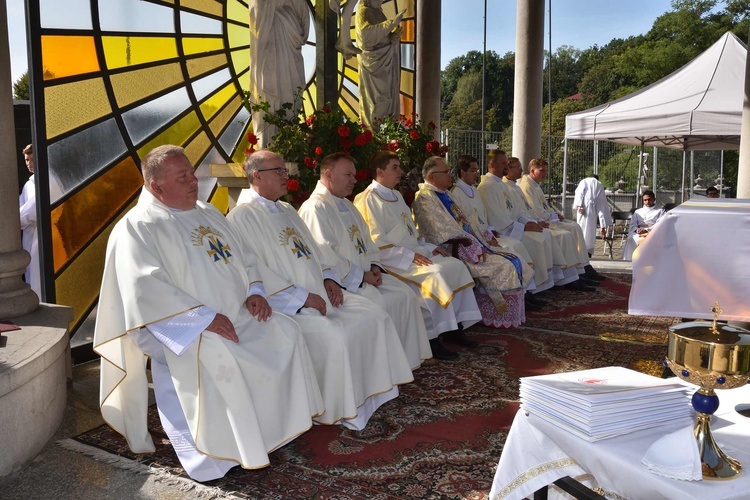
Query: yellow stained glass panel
110 63 184 108
237 70 249 92
137 111 201 157
209 96 241 136
51 158 143 272
402 1 416 17
183 37 224 56
344 66 359 83
41 36 99 80
341 86 358 111
209 186 229 214
45 78 112 139
186 53 227 79
400 69 414 96
227 23 249 49
184 131 211 165
102 36 178 69
200 82 235 121
227 0 247 22
180 0 222 16
56 199 136 330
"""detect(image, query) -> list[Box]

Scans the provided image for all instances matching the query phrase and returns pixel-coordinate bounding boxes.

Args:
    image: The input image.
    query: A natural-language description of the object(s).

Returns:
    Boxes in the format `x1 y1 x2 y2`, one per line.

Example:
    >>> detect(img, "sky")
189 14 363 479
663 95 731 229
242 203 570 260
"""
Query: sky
4 0 677 85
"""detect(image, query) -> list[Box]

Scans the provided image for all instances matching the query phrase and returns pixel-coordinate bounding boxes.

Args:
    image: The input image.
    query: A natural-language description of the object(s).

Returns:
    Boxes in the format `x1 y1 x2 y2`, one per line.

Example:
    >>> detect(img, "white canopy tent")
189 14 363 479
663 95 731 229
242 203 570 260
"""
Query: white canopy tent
563 32 747 205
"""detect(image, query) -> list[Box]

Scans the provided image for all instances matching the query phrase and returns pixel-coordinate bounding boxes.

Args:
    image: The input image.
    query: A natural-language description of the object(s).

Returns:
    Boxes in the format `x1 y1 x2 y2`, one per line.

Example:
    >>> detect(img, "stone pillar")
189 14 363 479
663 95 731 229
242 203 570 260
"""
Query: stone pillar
736 31 750 198
315 1 339 109
0 3 38 319
416 0 441 138
511 0 545 169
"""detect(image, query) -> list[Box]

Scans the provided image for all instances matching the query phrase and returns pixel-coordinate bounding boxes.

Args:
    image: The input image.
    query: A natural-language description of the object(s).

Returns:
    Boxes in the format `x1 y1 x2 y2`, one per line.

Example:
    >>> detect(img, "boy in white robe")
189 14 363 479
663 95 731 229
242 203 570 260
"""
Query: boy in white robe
298 153 432 368
227 150 414 430
94 145 324 482
622 190 664 261
573 174 613 256
353 150 482 360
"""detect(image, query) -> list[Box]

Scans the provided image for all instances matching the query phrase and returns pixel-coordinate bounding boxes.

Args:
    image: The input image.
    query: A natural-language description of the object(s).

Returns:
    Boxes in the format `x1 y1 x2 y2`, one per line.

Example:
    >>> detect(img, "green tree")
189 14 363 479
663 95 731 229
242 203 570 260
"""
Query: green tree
13 71 29 100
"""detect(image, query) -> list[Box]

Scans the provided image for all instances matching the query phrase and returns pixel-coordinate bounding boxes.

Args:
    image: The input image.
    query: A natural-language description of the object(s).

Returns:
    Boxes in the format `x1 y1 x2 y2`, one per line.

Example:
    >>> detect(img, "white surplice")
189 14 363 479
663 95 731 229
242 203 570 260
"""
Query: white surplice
299 181 432 368
573 177 613 253
228 188 414 429
94 189 324 481
622 205 664 261
19 176 40 297
353 181 481 335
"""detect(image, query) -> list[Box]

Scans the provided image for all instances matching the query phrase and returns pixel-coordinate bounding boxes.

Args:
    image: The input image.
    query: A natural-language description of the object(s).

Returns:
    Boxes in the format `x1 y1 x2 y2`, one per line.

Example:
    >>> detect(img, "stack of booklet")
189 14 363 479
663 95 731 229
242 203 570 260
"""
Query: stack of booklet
520 366 694 442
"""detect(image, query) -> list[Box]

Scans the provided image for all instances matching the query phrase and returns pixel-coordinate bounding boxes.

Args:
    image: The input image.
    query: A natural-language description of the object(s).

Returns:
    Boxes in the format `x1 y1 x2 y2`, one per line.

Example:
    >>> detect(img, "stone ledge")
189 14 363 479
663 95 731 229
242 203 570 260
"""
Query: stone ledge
0 303 73 477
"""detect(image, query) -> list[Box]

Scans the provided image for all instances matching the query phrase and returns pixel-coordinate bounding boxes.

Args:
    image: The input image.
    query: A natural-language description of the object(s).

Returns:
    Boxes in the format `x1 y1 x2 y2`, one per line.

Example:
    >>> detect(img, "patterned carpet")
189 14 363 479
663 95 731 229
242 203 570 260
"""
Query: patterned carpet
70 273 675 499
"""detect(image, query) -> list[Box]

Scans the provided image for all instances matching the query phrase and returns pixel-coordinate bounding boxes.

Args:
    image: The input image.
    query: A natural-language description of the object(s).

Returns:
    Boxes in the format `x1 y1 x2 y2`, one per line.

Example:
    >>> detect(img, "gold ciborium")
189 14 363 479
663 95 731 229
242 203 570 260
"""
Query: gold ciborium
665 303 750 479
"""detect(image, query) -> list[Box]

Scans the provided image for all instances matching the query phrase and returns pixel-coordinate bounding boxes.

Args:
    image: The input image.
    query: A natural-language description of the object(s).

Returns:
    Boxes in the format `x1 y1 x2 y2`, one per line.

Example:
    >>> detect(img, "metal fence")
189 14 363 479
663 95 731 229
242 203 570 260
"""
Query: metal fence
442 129 733 218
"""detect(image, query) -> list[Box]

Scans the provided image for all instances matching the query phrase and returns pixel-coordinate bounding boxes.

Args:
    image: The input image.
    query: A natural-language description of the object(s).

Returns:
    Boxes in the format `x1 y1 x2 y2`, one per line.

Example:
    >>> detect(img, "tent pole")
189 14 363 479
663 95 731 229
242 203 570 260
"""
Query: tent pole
652 146 657 193
593 140 599 174
690 151 695 198
635 140 644 207
562 137 568 214
681 151 687 203
720 150 724 197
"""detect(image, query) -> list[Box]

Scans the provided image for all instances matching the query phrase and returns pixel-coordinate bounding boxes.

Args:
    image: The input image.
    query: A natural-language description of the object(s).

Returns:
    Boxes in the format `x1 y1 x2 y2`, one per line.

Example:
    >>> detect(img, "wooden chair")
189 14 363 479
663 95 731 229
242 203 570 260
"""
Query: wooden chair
602 211 632 259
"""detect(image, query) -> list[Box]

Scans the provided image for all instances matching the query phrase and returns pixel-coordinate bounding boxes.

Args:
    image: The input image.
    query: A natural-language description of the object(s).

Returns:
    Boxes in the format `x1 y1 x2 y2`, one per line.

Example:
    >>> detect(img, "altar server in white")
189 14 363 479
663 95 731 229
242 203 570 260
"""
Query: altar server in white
94 145 324 482
298 153 432 368
227 150 413 430
353 150 482 360
622 190 664 261
19 144 40 297
572 174 612 256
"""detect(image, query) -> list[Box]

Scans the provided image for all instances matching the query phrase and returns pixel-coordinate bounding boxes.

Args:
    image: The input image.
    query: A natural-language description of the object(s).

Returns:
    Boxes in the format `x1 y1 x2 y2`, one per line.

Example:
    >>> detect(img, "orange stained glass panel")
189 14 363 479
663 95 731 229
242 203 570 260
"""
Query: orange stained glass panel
184 131 211 165
180 0 222 16
137 111 201 157
182 37 224 56
41 36 100 80
186 53 227 79
400 69 414 96
45 78 112 139
401 19 414 42
55 199 136 330
209 95 241 136
50 157 143 272
400 95 413 117
102 36 179 69
200 82 236 121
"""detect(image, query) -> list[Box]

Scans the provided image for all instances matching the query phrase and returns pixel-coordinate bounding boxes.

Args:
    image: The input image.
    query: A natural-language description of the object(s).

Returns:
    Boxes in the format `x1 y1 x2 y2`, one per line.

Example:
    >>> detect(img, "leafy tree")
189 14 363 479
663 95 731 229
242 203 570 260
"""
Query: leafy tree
13 71 29 100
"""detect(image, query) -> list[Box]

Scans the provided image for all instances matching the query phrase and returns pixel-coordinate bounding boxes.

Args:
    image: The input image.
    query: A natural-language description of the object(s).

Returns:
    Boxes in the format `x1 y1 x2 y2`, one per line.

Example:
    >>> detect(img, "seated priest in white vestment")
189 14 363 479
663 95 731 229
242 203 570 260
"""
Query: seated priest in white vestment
572 174 613 256
227 150 414 430
517 157 604 284
451 155 546 312
298 153 432 368
93 145 325 482
622 190 664 261
412 156 533 328
353 150 482 360
478 150 584 293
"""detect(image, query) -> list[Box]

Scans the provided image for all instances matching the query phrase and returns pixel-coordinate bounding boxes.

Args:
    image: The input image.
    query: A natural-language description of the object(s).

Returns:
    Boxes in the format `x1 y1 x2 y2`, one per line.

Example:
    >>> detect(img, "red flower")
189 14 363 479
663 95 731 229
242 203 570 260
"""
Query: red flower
304 156 315 168
286 179 300 192
426 140 441 154
305 115 316 126
425 142 433 153
245 146 255 156
404 118 413 128
354 134 367 146
314 146 324 156
397 114 406 122
428 121 437 130
387 139 401 151
247 132 259 145
339 137 353 149
322 105 332 113
337 124 351 138
356 169 371 181
409 129 419 140
292 191 311 205
363 130 373 142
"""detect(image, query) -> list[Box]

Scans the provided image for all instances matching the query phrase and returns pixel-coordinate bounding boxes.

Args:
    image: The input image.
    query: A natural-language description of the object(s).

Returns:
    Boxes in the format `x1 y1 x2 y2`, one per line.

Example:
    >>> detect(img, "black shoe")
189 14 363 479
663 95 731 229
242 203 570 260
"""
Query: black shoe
584 265 607 281
430 339 459 360
524 298 543 312
525 292 548 306
565 280 596 292
579 276 600 287
442 330 479 348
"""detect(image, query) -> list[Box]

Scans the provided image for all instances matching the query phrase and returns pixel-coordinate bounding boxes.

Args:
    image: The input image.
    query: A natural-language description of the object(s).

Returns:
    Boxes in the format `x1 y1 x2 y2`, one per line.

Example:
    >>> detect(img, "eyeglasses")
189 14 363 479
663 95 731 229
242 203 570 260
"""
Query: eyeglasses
257 167 289 176
431 170 452 175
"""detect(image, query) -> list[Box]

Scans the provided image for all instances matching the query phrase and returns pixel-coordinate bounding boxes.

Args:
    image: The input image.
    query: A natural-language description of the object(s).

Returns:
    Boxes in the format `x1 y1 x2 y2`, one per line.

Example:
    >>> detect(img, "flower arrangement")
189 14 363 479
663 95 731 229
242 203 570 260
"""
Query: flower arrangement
244 96 447 207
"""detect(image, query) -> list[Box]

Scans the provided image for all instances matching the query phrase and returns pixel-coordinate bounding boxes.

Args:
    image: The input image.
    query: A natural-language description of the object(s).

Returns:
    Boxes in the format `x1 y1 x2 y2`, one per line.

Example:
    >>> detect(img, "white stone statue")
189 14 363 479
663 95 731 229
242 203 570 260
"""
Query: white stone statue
249 0 310 148
328 0 361 59
354 0 404 128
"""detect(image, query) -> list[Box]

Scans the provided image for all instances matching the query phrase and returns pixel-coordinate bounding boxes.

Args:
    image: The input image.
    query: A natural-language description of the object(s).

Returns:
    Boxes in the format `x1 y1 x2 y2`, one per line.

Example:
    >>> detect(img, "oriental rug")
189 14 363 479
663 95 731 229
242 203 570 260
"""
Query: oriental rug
68 282 670 499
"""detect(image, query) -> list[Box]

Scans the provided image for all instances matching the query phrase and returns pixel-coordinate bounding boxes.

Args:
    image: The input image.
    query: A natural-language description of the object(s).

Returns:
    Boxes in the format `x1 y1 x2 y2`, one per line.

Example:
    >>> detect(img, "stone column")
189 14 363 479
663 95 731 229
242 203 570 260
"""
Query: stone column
416 0 441 138
511 0 545 169
0 3 38 319
315 1 339 109
736 31 750 198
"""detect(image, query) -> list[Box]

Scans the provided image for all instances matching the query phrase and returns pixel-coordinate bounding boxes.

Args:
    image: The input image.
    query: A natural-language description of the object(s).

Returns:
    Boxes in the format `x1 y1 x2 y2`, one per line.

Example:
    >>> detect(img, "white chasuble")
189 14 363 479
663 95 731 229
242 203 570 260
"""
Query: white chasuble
518 175 589 268
299 182 432 368
94 190 324 475
228 193 414 426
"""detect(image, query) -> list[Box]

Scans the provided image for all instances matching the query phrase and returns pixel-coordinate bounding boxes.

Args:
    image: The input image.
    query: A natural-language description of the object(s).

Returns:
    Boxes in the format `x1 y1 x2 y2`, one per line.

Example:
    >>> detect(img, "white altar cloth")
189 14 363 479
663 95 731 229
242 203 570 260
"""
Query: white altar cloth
628 199 750 321
491 381 750 500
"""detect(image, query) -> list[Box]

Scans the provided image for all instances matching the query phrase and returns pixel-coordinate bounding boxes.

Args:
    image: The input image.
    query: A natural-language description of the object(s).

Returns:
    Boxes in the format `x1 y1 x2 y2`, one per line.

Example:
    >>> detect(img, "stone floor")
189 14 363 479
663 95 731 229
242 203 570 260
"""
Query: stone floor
0 257 631 499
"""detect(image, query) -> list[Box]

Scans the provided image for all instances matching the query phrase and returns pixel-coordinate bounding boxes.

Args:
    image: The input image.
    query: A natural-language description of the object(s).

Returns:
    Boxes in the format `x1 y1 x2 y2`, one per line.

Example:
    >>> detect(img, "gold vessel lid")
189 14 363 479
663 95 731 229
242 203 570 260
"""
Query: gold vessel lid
669 321 750 346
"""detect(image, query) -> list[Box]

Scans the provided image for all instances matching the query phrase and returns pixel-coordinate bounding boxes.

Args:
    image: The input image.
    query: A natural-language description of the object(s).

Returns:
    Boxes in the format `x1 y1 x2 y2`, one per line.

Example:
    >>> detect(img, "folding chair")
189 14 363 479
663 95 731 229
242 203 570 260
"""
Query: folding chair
603 211 632 259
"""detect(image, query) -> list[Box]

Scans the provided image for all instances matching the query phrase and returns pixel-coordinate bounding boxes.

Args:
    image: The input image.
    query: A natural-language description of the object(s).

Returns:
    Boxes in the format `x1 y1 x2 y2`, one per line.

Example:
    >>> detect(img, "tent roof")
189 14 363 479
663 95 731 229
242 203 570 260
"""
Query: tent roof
565 32 747 151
